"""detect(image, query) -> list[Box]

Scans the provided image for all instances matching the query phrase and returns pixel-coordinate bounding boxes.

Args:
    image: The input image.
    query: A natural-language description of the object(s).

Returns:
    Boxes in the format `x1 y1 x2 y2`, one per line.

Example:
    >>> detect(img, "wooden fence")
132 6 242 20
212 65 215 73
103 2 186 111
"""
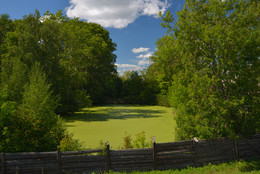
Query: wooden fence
0 134 259 174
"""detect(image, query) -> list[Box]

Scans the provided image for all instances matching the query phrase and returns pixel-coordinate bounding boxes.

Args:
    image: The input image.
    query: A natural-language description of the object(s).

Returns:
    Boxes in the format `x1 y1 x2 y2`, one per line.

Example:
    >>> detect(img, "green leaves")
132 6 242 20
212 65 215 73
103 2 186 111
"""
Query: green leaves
153 0 260 140
0 10 118 152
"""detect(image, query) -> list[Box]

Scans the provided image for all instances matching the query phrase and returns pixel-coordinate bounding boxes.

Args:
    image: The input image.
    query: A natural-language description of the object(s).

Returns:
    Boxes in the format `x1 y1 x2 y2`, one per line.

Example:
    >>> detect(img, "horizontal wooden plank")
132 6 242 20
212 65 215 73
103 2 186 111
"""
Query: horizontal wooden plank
157 151 195 159
61 155 105 163
237 144 260 150
157 147 194 153
6 166 57 174
196 148 233 156
110 149 152 156
198 151 233 158
237 142 260 148
5 153 57 160
111 160 152 166
6 151 56 157
6 161 57 168
196 148 233 155
112 148 152 152
6 163 57 170
61 161 105 167
196 143 233 150
156 141 193 152
61 162 105 170
196 141 233 149
6 163 57 169
238 149 257 155
157 140 193 147
61 149 103 156
111 155 151 162
197 154 234 163
157 144 194 150
238 148 259 154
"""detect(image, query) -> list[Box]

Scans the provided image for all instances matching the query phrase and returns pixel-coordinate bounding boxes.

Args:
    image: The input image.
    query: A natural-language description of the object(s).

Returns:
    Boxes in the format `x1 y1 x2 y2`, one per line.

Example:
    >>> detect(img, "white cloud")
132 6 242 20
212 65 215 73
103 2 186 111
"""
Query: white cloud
116 63 142 70
139 0 169 17
132 47 150 53
137 52 153 59
66 0 170 29
116 63 144 75
138 59 151 65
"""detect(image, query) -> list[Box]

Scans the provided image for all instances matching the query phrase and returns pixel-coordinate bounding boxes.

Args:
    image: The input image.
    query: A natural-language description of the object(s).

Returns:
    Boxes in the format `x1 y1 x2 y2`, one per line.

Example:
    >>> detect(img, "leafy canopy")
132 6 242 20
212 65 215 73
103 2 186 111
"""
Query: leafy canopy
152 0 260 140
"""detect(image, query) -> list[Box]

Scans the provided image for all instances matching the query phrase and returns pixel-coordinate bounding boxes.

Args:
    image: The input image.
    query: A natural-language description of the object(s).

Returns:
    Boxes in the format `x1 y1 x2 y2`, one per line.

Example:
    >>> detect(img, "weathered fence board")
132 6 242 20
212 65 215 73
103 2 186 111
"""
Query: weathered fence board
0 135 259 174
61 149 103 156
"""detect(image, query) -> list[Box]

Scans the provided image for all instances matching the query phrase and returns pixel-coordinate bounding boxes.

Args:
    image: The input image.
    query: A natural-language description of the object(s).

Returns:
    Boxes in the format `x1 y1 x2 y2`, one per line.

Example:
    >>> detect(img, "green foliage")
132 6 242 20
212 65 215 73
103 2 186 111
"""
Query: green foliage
60 19 117 105
121 131 152 149
0 90 17 152
133 131 151 149
12 63 64 152
121 132 133 149
156 94 170 107
121 70 158 105
0 9 116 152
0 10 117 115
97 139 107 155
59 133 82 152
153 0 260 140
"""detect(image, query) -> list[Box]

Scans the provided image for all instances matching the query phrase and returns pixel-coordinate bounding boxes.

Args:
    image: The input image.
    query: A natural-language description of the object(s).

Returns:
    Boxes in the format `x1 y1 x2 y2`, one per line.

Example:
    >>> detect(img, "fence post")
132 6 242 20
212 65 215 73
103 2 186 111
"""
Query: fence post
152 137 157 170
193 137 199 167
2 153 5 174
232 140 239 160
106 141 111 171
57 148 61 174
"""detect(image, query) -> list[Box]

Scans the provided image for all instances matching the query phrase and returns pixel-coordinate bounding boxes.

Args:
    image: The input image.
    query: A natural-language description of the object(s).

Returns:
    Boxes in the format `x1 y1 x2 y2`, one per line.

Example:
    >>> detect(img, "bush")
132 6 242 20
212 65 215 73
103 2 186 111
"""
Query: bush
121 132 133 149
59 133 82 152
156 94 170 107
121 131 152 149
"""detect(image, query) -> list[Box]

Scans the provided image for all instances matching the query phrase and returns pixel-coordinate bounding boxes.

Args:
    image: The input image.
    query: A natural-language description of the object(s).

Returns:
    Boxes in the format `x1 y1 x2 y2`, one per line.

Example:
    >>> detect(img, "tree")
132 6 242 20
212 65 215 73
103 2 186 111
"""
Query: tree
155 0 259 140
60 20 117 105
0 89 17 152
121 70 157 105
0 10 117 151
15 62 65 152
0 14 14 83
1 10 117 114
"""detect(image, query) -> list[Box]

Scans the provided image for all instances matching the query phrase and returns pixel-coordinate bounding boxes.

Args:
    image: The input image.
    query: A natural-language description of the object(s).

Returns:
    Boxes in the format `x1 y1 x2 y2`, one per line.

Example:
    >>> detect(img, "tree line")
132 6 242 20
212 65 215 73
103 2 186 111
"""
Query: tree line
0 10 118 152
0 10 161 152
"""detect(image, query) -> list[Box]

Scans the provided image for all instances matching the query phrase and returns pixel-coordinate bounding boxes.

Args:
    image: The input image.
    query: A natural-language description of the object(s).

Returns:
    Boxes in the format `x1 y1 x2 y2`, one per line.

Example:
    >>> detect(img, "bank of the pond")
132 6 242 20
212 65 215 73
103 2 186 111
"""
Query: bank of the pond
65 105 176 149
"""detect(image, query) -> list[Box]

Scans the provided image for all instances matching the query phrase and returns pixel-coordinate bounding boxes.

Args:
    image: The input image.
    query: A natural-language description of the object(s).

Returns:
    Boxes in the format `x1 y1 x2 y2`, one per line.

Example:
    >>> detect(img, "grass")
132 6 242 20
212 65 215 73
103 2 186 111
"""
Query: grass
110 159 260 174
65 105 176 149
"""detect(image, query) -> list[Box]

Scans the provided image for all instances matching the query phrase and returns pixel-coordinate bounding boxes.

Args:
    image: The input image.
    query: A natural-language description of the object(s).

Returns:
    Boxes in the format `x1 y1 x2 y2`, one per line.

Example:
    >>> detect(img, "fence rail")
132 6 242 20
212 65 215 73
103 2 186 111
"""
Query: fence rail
1 134 259 173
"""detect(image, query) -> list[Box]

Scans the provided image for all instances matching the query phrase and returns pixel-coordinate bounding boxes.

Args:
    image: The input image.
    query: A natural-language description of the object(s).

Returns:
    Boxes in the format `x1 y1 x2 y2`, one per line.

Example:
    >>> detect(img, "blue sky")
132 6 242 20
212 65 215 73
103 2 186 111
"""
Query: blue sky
1 0 185 75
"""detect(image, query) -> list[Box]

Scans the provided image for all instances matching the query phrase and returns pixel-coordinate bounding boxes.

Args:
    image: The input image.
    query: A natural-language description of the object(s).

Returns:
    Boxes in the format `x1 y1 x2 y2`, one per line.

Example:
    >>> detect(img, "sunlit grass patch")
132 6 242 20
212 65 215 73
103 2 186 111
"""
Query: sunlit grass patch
65 105 176 149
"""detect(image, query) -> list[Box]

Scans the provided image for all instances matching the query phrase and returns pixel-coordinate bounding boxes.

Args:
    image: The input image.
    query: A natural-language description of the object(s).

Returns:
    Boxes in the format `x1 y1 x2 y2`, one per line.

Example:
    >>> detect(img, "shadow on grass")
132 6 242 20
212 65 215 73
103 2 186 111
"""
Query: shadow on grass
65 105 166 124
